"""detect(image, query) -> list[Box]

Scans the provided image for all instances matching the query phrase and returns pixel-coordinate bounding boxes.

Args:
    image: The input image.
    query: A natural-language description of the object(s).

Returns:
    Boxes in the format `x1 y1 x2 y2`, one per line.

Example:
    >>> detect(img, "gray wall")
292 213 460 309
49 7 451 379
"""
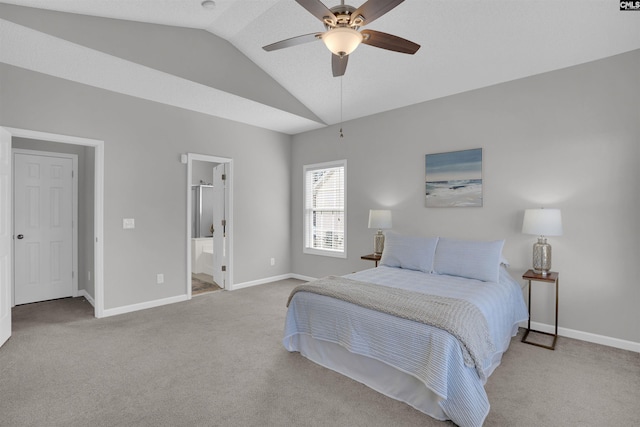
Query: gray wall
11 137 95 298
1 63 292 310
0 4 294 310
291 50 640 344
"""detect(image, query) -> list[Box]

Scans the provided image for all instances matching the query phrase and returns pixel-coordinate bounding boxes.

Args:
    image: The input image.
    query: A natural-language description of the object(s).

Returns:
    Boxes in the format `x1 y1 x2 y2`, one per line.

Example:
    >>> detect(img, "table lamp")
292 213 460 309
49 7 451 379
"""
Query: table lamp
522 208 563 276
368 210 392 255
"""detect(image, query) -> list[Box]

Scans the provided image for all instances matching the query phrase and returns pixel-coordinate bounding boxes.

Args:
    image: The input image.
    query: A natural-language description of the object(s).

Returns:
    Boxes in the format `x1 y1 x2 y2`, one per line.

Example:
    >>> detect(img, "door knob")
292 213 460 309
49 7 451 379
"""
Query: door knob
17 234 24 239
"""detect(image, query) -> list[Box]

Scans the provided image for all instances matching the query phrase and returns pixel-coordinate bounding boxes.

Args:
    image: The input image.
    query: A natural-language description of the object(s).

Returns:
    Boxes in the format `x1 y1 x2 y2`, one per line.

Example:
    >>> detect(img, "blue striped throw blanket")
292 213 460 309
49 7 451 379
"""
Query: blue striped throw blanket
287 276 496 380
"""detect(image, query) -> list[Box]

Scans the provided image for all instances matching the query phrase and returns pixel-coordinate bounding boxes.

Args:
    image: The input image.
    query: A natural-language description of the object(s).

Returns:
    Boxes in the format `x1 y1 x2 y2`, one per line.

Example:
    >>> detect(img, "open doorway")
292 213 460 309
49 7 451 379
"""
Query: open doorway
0 126 104 350
186 153 232 298
191 160 220 295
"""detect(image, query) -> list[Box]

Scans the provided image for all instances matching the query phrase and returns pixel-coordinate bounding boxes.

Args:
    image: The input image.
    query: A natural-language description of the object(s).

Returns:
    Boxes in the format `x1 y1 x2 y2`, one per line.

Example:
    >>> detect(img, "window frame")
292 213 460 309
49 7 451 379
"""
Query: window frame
303 159 347 258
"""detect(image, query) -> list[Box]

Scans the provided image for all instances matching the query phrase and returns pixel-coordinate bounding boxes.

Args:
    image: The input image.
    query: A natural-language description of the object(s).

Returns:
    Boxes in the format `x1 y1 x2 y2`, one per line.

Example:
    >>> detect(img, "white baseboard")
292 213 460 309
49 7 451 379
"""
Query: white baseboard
97 274 300 318
230 273 303 291
525 321 640 353
290 273 316 282
78 290 95 307
101 294 189 318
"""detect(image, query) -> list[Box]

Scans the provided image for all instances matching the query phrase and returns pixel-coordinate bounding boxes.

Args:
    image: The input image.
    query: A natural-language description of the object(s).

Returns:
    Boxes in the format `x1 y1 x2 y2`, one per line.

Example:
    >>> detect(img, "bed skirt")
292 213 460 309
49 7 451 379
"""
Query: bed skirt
284 333 449 421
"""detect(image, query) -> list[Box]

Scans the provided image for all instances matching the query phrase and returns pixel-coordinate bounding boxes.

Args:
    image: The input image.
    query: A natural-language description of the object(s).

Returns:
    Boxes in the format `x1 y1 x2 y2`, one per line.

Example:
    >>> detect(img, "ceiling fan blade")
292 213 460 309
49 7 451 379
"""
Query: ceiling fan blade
263 32 323 52
295 0 337 23
361 29 420 54
332 54 349 77
351 0 405 26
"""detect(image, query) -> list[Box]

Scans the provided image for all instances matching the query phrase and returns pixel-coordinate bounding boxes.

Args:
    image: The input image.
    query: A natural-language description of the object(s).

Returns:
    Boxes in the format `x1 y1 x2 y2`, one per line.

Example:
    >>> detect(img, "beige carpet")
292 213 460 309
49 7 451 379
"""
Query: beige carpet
1 279 638 426
192 273 222 295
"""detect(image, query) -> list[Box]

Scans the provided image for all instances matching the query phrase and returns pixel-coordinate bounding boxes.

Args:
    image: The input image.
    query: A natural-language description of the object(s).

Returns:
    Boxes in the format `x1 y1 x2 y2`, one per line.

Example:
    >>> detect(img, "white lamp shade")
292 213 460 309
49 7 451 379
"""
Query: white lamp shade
322 27 363 57
522 209 563 236
368 210 392 229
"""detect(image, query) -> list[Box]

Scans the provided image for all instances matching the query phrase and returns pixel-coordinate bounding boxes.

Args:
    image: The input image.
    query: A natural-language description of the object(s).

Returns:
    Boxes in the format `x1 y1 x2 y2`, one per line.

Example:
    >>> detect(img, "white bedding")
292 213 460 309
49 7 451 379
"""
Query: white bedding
283 265 528 427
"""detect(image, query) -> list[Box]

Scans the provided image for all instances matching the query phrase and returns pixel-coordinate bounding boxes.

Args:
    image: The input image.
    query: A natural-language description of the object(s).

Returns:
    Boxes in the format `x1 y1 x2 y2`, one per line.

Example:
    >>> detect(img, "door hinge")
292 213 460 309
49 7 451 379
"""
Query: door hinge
221 266 226 272
221 174 226 181
221 219 226 227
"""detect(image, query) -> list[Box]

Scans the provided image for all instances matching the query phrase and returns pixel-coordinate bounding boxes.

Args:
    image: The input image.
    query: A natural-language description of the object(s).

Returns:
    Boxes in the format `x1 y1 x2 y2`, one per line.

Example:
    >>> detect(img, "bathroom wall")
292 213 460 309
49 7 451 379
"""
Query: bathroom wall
191 160 216 238
192 160 217 186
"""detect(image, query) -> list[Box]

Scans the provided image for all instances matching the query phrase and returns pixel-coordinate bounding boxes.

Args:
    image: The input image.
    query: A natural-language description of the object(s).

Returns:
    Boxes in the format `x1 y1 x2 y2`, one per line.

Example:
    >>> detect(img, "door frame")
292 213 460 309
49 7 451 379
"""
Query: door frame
0 127 105 318
186 153 233 297
12 149 79 305
1 128 11 348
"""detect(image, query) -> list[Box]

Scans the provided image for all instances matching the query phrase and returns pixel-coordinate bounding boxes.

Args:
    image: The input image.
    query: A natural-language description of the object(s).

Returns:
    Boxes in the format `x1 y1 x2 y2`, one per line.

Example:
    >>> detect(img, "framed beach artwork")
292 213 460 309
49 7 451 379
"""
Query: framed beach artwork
425 148 483 208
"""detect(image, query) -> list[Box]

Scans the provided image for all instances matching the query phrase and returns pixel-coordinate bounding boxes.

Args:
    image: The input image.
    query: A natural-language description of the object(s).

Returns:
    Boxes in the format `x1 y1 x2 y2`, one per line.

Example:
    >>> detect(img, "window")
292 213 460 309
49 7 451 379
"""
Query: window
303 160 346 258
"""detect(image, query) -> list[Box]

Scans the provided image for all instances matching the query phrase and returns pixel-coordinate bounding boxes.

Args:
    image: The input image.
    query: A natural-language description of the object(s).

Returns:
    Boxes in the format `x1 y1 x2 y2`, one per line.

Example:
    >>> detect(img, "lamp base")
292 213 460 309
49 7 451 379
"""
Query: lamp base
532 237 552 276
373 231 385 256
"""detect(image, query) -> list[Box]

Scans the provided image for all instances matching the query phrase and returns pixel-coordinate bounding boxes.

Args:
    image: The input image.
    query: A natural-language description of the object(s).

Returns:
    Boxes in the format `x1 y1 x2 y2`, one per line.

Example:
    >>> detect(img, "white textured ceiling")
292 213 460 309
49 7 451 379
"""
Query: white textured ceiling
1 0 639 134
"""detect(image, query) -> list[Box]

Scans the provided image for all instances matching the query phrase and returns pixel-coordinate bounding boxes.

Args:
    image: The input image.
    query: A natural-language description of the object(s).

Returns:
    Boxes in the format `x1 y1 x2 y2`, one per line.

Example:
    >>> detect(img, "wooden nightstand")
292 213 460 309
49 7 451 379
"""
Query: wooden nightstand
361 253 381 267
522 269 559 350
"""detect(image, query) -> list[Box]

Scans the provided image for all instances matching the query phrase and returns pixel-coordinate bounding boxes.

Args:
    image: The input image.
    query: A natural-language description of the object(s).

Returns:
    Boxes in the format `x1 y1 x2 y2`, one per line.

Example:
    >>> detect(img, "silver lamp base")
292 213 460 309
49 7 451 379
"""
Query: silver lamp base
374 230 385 255
532 237 552 276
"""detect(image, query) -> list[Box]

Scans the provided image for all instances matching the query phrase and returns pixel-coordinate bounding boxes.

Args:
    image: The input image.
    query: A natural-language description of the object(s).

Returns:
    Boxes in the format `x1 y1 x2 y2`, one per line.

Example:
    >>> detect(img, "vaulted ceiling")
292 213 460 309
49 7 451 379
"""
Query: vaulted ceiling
1 1 639 134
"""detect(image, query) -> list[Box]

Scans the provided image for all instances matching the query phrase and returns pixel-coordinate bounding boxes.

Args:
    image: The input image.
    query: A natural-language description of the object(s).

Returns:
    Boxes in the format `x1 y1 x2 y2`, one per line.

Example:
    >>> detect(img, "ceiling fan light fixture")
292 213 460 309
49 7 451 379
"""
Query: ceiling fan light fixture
322 27 363 57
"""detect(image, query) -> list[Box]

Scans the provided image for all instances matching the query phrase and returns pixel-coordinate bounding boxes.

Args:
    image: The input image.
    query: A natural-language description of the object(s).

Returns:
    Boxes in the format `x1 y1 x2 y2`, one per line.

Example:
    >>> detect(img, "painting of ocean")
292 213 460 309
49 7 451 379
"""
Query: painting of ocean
425 148 483 207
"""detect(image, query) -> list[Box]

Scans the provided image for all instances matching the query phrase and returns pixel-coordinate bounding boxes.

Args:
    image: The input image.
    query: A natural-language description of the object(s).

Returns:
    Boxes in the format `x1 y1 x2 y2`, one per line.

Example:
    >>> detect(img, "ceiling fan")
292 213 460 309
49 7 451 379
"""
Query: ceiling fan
262 0 420 77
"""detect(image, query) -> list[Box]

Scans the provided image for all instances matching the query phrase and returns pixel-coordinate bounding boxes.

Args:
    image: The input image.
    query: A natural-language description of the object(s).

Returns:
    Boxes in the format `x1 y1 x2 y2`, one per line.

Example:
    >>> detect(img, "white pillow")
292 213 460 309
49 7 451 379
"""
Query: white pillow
434 238 505 282
380 233 439 273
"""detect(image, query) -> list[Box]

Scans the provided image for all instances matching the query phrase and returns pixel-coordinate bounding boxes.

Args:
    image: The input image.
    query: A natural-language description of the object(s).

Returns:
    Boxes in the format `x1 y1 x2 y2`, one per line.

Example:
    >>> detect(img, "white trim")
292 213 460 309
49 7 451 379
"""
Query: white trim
94 143 104 317
78 289 95 307
230 273 298 291
1 127 105 318
0 127 12 348
11 148 79 303
526 321 640 353
101 294 189 318
290 273 316 282
231 273 317 290
186 153 233 297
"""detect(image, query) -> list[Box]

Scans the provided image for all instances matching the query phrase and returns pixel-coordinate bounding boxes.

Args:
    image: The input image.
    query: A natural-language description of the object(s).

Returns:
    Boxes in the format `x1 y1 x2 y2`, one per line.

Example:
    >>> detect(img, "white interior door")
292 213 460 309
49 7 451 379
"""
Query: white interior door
212 163 226 288
13 153 74 305
0 129 11 347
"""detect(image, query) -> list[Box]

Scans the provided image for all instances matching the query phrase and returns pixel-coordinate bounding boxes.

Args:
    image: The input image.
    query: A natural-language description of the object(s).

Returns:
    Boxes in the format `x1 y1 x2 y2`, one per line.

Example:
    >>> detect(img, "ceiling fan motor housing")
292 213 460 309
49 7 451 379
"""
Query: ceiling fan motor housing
324 5 364 29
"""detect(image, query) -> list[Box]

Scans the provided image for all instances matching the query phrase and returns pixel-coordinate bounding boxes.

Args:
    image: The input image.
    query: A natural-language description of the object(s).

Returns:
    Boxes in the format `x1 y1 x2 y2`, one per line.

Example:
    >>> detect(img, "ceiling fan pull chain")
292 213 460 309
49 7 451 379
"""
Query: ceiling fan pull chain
339 76 344 138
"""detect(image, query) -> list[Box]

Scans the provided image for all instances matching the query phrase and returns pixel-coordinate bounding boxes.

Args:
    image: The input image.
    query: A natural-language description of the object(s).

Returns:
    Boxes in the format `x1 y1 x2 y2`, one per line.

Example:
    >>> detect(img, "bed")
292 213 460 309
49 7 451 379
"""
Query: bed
283 235 528 427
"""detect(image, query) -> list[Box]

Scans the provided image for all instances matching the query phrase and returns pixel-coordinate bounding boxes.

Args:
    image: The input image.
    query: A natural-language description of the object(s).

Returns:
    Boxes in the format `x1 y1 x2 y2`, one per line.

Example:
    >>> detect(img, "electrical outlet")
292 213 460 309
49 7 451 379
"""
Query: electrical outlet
156 273 164 284
123 218 135 229
270 258 275 266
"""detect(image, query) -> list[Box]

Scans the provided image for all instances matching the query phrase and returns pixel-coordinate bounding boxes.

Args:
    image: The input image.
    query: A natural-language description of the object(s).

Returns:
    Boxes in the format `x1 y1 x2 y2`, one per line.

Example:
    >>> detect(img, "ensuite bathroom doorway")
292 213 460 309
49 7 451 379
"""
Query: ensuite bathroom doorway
190 159 225 296
186 152 232 297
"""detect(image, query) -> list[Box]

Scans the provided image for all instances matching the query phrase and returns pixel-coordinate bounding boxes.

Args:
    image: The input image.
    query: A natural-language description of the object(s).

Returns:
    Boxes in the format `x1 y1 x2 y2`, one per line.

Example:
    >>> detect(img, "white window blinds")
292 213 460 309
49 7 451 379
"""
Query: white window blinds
303 160 346 257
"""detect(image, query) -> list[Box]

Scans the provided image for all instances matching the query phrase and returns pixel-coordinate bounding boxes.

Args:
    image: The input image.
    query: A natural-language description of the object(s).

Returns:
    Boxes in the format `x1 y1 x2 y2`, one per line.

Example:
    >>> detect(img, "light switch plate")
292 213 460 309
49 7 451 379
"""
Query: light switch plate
123 218 135 229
